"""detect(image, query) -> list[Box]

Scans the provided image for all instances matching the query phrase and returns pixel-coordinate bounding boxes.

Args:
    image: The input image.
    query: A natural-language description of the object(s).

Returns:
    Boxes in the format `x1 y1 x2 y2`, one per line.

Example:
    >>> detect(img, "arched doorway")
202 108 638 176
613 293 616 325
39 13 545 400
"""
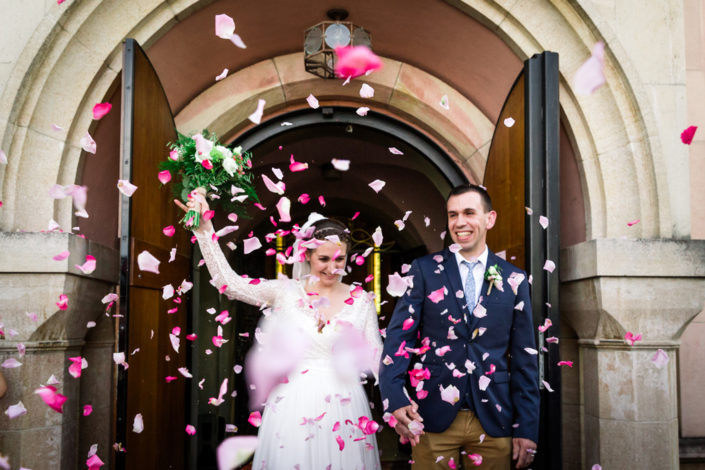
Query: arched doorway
187 107 468 468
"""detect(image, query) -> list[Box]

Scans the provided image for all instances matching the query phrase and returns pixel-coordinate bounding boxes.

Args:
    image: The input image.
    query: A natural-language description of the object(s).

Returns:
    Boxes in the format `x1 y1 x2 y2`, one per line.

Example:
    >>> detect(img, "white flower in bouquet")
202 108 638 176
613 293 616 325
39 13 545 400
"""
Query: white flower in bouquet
222 155 239 176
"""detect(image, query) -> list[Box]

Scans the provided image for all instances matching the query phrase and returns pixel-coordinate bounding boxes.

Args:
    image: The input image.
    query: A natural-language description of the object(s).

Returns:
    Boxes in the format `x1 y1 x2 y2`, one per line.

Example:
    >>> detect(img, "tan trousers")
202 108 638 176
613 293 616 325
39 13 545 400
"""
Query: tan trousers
412 410 511 470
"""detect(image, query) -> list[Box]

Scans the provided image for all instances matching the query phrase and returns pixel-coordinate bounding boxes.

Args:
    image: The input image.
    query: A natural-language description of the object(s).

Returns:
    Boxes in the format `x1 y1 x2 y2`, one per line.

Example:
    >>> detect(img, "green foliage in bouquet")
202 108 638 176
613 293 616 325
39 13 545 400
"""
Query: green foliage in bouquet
160 130 259 229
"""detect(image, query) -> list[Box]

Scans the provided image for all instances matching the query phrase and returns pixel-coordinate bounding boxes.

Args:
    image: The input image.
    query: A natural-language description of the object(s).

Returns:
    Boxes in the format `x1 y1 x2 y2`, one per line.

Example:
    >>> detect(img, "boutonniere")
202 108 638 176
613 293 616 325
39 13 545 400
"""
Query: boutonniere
485 264 504 295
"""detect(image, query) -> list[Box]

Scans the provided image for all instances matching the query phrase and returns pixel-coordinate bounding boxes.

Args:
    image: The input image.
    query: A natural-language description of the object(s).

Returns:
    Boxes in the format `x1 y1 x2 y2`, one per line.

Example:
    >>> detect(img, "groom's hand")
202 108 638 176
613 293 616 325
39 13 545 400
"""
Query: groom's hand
512 437 537 468
391 401 423 446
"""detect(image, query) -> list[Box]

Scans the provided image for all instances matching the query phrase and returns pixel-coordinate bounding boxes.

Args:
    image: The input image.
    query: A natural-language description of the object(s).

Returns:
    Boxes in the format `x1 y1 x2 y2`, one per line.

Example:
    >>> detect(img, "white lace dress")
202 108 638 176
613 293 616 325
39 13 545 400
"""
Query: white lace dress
195 229 383 470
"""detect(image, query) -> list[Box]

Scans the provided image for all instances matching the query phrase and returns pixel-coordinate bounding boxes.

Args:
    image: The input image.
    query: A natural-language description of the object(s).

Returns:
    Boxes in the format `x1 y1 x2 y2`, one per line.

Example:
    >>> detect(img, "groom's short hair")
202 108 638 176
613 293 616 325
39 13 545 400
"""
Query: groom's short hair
446 184 493 212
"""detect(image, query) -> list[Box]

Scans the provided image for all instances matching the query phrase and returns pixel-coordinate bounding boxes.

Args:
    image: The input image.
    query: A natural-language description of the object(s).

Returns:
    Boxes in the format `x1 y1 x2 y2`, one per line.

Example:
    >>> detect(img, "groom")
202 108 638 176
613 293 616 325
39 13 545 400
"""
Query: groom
379 184 539 469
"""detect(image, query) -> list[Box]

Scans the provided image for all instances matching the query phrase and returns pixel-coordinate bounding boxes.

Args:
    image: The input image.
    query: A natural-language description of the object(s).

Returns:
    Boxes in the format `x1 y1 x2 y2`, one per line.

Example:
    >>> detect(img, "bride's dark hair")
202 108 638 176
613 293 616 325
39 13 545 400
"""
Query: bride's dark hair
312 218 351 248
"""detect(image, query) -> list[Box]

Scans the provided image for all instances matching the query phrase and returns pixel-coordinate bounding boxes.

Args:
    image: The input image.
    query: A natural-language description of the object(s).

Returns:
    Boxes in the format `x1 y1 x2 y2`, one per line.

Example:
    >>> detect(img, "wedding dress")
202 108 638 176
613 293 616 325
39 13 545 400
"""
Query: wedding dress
195 229 383 470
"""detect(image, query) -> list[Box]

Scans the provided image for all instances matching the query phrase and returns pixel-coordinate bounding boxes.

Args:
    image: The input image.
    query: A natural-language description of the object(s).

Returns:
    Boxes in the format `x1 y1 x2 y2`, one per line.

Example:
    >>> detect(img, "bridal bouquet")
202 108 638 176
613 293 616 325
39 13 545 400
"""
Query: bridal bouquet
160 131 258 229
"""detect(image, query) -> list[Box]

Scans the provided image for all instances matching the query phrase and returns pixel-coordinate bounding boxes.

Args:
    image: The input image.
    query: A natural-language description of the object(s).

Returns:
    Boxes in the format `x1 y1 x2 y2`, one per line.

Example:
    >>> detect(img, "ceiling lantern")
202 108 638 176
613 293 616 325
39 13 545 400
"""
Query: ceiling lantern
304 9 372 79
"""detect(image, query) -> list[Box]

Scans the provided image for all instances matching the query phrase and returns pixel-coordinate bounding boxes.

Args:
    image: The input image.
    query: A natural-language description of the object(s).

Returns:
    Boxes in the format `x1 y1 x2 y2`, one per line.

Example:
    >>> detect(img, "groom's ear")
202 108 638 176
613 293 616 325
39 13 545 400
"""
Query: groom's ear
486 210 497 230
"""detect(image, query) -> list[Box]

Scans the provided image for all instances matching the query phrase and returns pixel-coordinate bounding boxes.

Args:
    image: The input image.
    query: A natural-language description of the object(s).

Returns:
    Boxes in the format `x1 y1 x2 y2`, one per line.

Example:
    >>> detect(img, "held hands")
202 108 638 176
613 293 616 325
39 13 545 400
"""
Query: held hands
391 400 424 446
173 188 213 234
512 437 537 468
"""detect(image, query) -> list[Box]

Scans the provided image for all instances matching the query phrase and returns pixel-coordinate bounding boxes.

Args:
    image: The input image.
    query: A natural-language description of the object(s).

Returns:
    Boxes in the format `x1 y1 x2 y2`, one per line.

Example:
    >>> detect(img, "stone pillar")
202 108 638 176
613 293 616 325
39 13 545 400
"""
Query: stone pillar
0 232 118 469
561 239 705 469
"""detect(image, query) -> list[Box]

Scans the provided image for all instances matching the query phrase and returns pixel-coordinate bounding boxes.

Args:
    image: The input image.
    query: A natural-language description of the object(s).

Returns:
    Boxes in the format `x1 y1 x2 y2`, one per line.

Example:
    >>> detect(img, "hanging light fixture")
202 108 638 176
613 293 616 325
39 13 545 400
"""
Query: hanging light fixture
304 9 372 79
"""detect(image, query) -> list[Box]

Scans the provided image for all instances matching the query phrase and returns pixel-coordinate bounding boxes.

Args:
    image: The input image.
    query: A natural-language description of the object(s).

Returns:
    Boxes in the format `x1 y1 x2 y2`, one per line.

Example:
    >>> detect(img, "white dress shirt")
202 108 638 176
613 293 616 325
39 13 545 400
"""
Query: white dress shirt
455 245 489 306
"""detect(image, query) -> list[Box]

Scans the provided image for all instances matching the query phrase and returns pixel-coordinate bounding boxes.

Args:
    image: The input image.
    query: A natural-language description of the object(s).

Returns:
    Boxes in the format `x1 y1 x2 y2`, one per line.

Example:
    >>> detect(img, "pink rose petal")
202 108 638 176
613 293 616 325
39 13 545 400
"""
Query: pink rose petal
132 413 144 433
275 197 291 222
428 287 445 303
356 107 370 116
53 250 70 261
627 219 640 227
386 273 409 297
543 259 556 273
215 68 229 81
336 435 345 451
248 99 266 125
248 411 262 427
215 14 235 39
80 132 97 154
298 193 310 204
262 174 285 194
439 94 449 110
651 349 669 368
83 404 93 416
92 102 112 120
478 375 491 391
163 225 175 237
681 125 698 145
368 179 385 193
243 236 262 254
158 170 171 185
1 358 22 369
87 454 104 470
539 215 549 229
306 94 319 109
35 385 67 413
573 42 605 95
216 436 258 470
388 147 403 155
334 45 383 79
75 255 96 274
542 380 554 392
331 159 350 171
137 250 160 274
359 83 374 98
57 294 69 310
117 180 137 197
503 117 515 127
185 424 196 435
5 401 28 419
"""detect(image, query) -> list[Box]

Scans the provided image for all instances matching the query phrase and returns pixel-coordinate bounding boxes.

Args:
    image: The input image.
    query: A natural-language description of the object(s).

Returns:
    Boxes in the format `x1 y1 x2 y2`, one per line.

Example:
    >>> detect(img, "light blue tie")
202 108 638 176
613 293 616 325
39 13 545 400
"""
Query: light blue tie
462 260 478 312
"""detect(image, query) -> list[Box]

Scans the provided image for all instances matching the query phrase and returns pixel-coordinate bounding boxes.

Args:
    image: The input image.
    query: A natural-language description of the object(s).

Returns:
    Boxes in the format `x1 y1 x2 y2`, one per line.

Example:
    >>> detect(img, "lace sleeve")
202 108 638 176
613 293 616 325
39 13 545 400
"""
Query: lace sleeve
362 295 383 383
194 228 279 307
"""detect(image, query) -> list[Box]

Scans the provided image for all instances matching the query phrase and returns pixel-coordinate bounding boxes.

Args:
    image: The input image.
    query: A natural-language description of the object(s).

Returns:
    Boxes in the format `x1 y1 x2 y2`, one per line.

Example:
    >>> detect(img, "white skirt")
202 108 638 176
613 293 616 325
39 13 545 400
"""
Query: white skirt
250 362 382 470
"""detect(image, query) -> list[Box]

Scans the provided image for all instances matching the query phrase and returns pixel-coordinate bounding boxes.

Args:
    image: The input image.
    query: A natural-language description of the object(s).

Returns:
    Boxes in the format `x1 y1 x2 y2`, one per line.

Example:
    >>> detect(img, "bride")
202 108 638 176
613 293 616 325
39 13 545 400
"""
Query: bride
175 192 383 470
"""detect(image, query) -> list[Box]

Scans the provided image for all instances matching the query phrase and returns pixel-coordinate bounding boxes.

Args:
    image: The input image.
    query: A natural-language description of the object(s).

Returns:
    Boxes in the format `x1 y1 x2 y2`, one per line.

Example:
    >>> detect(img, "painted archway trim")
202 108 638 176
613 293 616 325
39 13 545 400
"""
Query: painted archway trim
173 53 495 184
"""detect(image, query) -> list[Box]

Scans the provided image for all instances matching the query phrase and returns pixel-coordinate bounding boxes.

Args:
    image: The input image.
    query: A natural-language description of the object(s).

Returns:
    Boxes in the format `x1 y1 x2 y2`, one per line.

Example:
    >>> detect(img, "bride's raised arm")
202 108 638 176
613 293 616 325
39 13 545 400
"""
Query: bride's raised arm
175 193 279 308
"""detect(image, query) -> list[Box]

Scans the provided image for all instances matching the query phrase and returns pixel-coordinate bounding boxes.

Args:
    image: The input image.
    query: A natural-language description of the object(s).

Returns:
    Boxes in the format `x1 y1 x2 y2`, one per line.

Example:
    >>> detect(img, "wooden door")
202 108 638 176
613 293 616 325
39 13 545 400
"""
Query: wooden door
117 38 192 470
483 51 561 469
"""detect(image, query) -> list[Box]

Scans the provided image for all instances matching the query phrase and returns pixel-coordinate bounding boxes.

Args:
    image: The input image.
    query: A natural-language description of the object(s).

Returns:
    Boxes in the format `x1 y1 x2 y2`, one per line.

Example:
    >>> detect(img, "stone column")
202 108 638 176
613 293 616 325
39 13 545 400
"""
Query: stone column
561 239 705 469
0 232 118 469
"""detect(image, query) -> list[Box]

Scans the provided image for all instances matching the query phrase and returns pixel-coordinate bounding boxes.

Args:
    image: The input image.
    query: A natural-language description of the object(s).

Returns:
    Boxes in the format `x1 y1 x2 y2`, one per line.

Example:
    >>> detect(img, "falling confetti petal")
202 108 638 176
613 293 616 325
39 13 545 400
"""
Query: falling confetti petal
368 179 386 193
5 401 27 419
214 14 246 48
539 216 549 229
478 375 491 391
132 413 144 433
306 94 319 109
372 227 383 247
651 349 669 368
334 45 383 79
75 255 96 274
356 107 369 116
573 42 606 95
35 385 67 413
158 170 171 185
53 251 70 261
439 95 449 110
542 380 554 392
216 436 258 470
439 384 460 404
117 180 137 197
624 331 642 346
0 150 6 164
359 83 375 98
80 132 97 154
275 197 291 222
386 273 409 297
215 68 229 81
543 260 556 273
503 117 515 127
137 250 160 274
428 287 445 303
681 125 698 145
627 219 640 227
248 99 266 125
243 237 262 254
92 102 112 120
388 147 403 155
248 411 262 427
331 159 350 171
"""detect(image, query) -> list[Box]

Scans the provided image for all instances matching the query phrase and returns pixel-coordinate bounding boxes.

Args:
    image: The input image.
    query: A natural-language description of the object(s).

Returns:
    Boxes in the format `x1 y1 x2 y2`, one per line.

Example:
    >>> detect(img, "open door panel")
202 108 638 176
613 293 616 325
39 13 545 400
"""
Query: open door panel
117 38 192 470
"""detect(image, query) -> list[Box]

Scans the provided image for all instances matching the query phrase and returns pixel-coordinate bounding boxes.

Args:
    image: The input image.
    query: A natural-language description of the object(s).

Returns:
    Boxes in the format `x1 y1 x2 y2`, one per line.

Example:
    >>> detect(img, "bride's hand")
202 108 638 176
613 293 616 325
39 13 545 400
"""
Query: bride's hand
173 189 214 234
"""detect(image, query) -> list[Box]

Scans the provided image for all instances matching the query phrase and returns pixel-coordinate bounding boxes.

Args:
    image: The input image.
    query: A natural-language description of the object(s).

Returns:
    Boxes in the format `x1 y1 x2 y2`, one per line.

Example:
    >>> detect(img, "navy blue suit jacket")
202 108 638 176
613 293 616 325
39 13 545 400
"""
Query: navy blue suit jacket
379 248 540 442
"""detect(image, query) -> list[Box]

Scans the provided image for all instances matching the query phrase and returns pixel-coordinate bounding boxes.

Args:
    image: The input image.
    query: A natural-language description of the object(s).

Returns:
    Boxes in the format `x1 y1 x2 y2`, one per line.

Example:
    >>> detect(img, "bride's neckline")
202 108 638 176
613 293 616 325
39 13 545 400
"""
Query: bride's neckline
297 281 351 322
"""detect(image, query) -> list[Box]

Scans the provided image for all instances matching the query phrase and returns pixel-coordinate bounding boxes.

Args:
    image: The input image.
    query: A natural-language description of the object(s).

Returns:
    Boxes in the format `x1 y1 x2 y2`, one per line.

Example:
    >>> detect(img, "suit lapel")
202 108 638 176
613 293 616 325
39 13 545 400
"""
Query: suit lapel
468 251 495 334
441 249 470 335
